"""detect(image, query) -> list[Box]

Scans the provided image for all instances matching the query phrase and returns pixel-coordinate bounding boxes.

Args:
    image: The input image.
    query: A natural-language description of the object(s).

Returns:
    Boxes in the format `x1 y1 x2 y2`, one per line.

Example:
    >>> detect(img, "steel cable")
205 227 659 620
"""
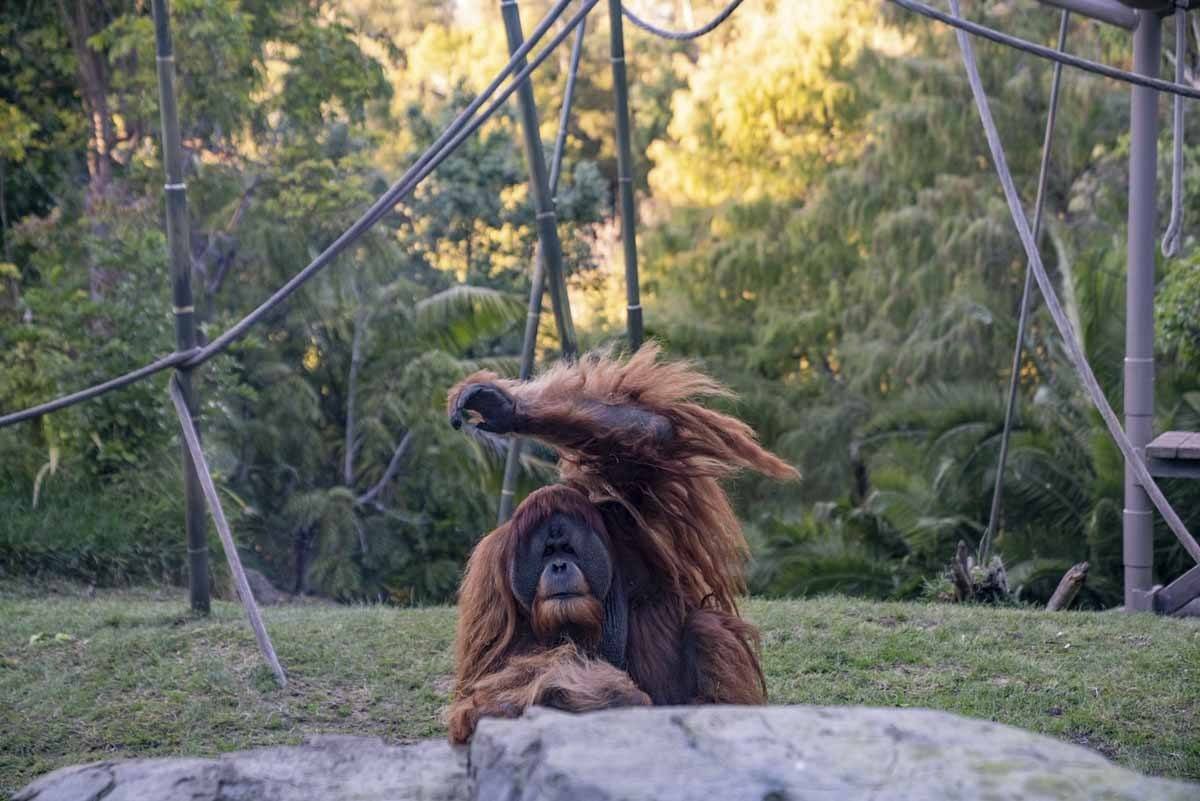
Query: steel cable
981 10 1070 567
620 0 745 41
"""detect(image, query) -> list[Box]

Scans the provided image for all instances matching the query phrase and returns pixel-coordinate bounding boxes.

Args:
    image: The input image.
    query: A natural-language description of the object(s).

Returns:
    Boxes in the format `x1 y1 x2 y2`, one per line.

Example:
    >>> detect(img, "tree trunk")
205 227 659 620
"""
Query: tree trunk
58 0 116 209
293 525 315 595
57 0 119 303
343 289 367 487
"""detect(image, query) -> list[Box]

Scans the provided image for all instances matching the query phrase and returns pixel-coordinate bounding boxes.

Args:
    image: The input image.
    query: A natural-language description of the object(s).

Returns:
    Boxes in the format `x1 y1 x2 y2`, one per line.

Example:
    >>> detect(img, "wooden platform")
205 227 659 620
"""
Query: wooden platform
1145 431 1200 479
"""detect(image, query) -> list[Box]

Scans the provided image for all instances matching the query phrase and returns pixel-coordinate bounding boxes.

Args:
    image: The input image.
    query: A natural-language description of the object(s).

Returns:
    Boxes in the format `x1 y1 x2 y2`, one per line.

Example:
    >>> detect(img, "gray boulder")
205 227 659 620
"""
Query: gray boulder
14 735 467 801
17 706 1197 801
471 706 1197 801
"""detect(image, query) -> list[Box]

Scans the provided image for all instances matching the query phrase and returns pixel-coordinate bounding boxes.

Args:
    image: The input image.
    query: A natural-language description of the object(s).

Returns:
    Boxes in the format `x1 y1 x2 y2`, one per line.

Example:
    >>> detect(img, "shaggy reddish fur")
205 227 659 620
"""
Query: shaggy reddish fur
446 344 797 743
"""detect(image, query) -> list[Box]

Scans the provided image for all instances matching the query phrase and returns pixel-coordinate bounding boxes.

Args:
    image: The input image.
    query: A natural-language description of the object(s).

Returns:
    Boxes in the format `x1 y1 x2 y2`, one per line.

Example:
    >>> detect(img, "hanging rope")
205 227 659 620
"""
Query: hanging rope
1163 6 1187 259
947 0 1200 565
980 10 1070 568
621 0 745 41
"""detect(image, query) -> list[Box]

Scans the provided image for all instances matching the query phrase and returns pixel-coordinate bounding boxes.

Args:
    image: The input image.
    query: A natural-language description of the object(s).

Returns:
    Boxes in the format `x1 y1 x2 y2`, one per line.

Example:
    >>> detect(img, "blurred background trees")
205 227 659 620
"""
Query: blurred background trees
2 0 1197 607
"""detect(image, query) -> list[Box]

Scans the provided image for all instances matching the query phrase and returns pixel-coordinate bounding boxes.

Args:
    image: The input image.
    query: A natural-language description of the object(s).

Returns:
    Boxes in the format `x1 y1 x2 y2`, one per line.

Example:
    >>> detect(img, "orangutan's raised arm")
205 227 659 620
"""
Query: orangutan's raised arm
447 344 797 491
449 378 671 468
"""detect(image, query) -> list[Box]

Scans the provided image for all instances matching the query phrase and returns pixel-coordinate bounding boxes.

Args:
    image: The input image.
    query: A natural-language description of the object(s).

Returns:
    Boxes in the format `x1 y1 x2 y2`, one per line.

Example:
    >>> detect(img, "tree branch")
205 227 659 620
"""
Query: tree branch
355 431 414 507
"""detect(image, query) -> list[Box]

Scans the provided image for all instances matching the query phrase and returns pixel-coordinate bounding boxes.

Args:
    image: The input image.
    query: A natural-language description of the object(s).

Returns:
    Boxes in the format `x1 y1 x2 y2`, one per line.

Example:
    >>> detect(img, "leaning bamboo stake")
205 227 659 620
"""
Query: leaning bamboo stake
1046 562 1089 612
169 376 287 687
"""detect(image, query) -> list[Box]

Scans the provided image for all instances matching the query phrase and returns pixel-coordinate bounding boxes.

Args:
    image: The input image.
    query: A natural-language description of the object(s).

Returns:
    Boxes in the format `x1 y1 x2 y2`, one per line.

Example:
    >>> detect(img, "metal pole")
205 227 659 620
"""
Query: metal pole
982 10 1070 567
151 0 209 614
499 0 578 359
607 0 643 349
1124 10 1160 610
1033 0 1136 30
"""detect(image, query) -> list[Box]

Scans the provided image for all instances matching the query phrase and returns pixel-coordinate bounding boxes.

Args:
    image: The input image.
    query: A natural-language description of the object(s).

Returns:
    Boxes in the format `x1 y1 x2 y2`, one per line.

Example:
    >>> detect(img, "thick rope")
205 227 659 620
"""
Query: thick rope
947 0 1200 565
981 10 1070 568
1163 6 1186 259
0 348 198 428
892 0 1200 101
621 0 745 41
0 0 594 429
169 375 288 686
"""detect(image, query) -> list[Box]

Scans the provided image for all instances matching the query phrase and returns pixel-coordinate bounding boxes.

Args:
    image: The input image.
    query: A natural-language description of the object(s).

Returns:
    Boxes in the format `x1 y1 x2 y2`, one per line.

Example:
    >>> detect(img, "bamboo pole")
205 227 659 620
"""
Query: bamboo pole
499 0 578 360
150 0 209 614
497 18 588 525
607 0 643 349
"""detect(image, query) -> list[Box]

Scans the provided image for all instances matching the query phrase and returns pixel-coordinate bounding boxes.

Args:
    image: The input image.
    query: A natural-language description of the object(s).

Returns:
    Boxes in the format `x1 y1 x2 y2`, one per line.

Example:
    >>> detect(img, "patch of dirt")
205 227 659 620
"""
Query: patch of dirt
1066 729 1121 762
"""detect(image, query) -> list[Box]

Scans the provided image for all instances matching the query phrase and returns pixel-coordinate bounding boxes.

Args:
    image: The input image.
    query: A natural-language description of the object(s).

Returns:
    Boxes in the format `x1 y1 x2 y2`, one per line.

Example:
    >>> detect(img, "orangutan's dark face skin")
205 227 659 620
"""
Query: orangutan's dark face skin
510 513 612 609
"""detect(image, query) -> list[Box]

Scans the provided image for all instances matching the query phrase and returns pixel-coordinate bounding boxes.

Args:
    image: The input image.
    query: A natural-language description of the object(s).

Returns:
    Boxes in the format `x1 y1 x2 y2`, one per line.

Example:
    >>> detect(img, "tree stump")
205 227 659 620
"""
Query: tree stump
1045 562 1089 611
948 540 1010 604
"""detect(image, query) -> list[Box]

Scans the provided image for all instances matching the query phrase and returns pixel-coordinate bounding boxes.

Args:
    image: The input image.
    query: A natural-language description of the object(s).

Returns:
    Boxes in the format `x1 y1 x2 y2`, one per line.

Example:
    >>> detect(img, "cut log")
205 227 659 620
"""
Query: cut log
1046 562 1089 611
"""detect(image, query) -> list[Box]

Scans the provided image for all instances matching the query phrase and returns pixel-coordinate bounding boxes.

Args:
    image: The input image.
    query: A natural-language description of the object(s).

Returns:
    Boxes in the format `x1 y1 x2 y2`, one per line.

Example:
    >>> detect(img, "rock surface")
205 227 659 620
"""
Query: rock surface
13 735 467 801
16 706 1197 801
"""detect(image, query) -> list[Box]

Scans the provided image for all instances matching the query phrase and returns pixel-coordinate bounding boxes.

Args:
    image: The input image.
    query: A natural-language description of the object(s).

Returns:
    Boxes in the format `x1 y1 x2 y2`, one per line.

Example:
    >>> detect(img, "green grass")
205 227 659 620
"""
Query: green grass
2 582 1198 797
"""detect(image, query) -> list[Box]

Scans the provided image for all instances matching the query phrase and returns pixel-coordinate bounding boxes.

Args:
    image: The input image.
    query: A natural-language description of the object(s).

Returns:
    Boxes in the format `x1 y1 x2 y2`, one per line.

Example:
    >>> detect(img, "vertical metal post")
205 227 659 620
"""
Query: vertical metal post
151 0 209 613
606 0 643 349
1123 11 1159 610
499 0 578 359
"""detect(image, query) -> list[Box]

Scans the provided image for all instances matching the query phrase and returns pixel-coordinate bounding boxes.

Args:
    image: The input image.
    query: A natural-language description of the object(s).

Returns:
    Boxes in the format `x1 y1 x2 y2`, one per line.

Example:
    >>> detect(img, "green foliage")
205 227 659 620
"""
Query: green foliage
0 451 192 586
1158 259 1200 364
5 0 1200 610
641 4 1200 605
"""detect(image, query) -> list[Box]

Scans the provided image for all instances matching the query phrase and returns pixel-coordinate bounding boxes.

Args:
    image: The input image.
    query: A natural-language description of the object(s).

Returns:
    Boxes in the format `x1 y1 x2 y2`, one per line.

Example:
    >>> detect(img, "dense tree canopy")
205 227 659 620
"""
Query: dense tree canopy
2 0 1198 607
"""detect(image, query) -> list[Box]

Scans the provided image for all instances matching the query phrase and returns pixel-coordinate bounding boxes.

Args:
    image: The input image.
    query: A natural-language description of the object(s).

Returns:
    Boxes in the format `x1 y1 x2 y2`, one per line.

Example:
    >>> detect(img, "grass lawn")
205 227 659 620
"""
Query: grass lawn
2 581 1198 797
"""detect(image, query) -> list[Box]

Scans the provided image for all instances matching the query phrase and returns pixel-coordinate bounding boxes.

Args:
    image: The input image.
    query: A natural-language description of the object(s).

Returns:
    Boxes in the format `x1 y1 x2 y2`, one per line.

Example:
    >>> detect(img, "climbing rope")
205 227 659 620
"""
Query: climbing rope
947 0 1200 564
621 0 745 41
0 349 198 428
1163 6 1187 258
981 9 1070 568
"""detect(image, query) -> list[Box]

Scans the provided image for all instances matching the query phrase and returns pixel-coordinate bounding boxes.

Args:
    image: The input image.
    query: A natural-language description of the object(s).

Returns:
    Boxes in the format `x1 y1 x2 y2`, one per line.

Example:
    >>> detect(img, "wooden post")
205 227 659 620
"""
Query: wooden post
150 0 209 614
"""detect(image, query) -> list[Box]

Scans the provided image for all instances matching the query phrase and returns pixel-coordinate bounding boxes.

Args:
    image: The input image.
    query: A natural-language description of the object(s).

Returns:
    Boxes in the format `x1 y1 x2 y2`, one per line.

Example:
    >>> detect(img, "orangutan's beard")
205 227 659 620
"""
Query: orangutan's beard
531 593 603 650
